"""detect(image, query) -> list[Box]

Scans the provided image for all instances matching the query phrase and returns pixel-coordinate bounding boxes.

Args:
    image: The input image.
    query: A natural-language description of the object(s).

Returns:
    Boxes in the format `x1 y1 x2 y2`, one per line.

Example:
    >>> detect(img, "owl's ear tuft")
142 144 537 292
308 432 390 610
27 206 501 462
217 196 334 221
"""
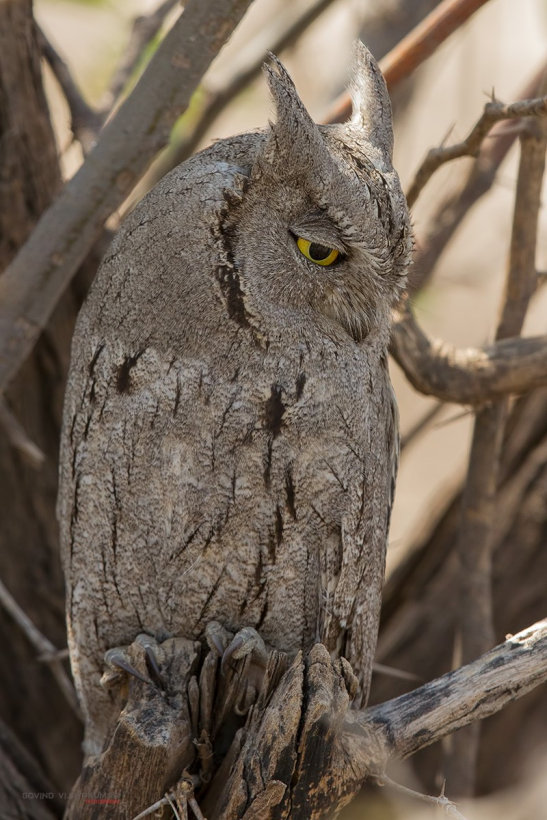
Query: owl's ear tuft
350 41 393 165
261 54 326 170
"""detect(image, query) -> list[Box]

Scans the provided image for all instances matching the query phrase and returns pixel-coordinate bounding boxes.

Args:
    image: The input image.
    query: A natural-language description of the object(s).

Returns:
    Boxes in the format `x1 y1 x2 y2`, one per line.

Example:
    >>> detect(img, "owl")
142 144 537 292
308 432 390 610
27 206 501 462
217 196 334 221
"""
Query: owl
58 43 412 756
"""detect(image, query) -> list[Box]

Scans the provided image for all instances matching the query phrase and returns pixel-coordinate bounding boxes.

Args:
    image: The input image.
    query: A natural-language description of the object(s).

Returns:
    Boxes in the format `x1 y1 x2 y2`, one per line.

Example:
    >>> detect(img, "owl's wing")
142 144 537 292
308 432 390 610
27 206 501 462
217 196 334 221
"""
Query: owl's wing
322 379 399 706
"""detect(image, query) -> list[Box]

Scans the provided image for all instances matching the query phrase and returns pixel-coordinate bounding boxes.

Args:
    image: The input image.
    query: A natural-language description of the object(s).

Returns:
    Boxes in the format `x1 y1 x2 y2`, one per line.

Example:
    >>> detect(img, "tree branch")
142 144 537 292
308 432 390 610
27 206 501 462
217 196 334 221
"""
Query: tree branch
326 0 494 123
147 0 339 187
357 619 547 763
37 25 102 153
406 95 547 207
0 0 253 396
444 102 547 795
410 61 547 293
99 0 181 115
390 304 547 404
0 577 81 718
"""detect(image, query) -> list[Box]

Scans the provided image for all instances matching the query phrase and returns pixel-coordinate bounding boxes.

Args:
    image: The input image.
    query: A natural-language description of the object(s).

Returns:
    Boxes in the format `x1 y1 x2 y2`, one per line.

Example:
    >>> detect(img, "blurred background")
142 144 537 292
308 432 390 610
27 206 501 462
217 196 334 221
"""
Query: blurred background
5 0 547 816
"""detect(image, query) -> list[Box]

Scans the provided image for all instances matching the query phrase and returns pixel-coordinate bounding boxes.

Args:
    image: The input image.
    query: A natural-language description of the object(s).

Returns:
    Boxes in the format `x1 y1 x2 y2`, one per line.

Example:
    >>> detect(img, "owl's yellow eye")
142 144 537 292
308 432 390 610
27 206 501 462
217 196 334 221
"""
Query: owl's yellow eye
296 237 340 266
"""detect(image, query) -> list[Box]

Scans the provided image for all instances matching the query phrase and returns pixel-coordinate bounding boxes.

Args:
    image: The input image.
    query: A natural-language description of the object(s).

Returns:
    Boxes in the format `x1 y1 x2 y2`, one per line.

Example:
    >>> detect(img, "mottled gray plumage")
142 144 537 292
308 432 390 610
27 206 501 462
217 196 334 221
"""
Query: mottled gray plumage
58 44 412 755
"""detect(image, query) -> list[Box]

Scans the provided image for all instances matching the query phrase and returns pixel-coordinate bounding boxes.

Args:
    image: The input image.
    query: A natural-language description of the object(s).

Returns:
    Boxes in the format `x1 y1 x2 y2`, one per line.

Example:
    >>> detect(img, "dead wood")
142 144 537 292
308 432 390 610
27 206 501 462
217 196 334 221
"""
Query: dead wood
63 622 547 819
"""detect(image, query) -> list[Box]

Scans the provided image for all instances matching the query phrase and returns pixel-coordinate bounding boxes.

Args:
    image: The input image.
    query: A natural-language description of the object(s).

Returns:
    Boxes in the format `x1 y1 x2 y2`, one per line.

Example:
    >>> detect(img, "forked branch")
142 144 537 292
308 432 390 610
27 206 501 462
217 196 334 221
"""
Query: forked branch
406 95 547 207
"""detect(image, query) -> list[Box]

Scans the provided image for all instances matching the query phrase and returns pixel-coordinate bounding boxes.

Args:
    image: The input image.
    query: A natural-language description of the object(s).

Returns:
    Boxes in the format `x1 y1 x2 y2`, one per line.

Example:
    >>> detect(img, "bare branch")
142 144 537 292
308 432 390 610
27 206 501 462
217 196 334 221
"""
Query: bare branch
0 398 45 467
407 95 547 207
37 25 102 153
326 0 494 123
400 402 444 451
0 577 81 717
390 304 547 404
0 0 253 396
374 776 468 819
357 619 547 763
410 61 547 293
445 103 547 795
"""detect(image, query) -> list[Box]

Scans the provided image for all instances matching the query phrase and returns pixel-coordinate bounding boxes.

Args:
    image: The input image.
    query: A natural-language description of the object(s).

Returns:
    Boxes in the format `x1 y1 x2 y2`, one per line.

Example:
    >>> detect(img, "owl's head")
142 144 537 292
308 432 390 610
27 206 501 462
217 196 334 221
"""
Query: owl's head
224 42 412 346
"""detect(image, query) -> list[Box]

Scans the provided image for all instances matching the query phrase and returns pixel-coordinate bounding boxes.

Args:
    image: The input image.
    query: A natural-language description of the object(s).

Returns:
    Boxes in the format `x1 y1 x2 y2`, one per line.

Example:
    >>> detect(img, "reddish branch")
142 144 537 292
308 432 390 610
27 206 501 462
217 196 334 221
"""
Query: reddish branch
326 0 494 123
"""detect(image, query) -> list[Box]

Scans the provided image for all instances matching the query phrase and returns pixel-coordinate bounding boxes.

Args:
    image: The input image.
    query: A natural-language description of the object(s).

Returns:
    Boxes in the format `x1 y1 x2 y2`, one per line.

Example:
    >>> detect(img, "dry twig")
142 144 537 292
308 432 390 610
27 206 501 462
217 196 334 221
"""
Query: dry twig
390 304 547 404
0 398 45 467
37 25 102 153
406 95 547 207
0 577 80 717
410 61 547 292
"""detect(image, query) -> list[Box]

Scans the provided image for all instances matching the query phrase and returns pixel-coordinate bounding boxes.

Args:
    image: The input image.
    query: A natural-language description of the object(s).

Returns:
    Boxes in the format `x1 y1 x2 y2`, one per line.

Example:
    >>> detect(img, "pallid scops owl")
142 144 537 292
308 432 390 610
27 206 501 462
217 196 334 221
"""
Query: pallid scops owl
58 43 412 755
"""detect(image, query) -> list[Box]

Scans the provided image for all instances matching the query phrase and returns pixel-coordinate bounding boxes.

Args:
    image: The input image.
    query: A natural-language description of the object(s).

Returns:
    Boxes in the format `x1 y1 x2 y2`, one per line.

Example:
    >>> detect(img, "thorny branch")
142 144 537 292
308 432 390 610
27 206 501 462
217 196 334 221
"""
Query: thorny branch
445 104 547 796
406 95 547 207
410 62 547 292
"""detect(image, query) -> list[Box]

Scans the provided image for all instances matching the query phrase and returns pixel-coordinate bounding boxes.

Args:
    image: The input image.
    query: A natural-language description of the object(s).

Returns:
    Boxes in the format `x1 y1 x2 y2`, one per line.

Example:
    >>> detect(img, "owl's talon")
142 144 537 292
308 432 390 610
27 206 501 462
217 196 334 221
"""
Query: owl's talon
221 627 268 674
133 634 167 690
104 648 151 685
103 644 163 691
144 644 166 689
205 621 232 657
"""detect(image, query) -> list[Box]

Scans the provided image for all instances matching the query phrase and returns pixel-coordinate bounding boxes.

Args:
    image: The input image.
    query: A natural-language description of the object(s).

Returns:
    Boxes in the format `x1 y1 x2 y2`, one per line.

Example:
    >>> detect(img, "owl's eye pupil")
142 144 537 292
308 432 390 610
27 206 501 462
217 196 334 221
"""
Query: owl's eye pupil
308 243 331 261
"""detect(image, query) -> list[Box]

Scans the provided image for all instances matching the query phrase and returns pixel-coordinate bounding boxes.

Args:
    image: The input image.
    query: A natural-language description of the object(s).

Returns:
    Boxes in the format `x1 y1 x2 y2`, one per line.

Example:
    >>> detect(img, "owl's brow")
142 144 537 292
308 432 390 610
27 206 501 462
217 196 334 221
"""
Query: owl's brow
289 210 347 253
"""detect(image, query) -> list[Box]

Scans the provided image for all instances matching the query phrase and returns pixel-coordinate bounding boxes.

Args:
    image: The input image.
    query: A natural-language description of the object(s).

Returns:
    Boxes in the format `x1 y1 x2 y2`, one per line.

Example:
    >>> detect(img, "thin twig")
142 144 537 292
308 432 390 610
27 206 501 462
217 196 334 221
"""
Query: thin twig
37 25 102 153
410 61 547 293
375 774 468 818
0 0 253 396
406 95 547 207
132 795 171 819
390 303 547 404
326 0 494 123
0 577 81 717
445 109 547 796
372 662 422 683
400 402 444 451
0 398 45 467
100 0 181 115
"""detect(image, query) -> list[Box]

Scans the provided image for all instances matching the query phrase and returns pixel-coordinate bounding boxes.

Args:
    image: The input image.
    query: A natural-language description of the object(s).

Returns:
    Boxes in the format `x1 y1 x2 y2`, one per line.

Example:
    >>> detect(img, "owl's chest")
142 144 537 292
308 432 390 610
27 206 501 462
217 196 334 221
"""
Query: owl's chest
188 340 390 507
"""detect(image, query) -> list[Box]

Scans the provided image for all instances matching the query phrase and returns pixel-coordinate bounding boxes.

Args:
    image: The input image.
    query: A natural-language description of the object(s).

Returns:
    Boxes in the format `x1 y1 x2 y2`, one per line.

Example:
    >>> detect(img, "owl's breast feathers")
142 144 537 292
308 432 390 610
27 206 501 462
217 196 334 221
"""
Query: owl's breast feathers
60 328 396 700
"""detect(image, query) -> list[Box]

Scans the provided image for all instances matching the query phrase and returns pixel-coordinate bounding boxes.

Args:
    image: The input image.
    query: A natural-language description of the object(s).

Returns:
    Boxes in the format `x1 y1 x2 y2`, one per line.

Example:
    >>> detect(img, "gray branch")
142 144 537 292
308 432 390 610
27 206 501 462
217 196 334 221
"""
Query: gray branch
0 0 253 395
